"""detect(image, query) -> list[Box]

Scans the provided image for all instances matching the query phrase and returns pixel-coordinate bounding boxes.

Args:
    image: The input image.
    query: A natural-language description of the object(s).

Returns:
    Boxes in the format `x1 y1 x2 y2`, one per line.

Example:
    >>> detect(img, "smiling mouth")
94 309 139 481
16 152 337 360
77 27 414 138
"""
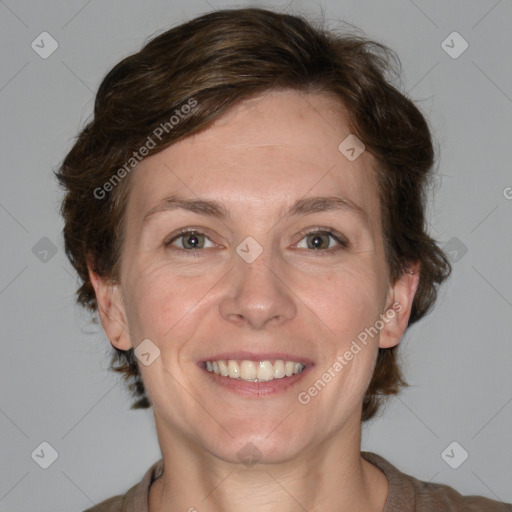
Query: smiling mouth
202 359 306 382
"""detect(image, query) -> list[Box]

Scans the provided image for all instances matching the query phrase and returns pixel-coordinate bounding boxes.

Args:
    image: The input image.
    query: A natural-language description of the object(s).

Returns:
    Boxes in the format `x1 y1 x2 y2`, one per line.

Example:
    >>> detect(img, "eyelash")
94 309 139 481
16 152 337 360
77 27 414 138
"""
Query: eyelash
164 227 348 256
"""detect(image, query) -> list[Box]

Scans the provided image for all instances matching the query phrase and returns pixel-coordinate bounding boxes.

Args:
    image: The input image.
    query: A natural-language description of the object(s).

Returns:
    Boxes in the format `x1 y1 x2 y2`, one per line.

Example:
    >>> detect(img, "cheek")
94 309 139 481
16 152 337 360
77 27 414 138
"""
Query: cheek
121 244 387 359
302 265 385 344
122 263 216 345
306 272 382 409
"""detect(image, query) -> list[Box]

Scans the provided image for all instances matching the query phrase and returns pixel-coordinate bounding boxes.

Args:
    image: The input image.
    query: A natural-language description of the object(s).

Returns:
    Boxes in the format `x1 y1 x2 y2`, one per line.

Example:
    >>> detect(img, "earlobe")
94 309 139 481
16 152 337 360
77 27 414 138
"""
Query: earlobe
88 264 132 351
378 262 420 349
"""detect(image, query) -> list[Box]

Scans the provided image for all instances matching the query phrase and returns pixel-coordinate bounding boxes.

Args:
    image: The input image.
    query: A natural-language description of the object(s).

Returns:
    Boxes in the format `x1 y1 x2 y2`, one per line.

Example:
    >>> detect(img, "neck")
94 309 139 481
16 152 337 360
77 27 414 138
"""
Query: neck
149 414 388 512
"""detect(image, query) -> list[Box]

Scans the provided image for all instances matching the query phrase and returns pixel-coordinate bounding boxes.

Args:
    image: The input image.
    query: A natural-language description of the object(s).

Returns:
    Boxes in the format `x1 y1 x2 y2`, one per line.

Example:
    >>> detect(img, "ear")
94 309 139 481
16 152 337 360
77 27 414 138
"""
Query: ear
379 261 420 349
88 263 132 351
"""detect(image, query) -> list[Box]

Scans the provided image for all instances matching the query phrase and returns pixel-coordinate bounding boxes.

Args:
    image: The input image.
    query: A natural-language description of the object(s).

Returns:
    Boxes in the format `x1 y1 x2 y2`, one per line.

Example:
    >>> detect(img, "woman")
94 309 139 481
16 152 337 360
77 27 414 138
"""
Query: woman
56 7 512 512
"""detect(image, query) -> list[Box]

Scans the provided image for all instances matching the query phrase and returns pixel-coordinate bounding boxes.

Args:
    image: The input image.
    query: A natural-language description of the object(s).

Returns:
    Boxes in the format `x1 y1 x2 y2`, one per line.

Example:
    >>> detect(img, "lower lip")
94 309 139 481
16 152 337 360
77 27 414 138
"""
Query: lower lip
199 364 313 398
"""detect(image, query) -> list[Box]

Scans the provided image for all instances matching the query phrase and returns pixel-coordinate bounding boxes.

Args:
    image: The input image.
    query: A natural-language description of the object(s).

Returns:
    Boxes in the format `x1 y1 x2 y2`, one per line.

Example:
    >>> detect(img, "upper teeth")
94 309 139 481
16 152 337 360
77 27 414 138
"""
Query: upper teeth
205 360 306 382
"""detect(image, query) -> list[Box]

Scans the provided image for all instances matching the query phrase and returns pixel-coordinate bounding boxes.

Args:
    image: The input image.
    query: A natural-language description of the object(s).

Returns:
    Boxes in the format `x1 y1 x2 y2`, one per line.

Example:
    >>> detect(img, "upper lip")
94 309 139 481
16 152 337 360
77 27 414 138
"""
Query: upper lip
199 351 314 365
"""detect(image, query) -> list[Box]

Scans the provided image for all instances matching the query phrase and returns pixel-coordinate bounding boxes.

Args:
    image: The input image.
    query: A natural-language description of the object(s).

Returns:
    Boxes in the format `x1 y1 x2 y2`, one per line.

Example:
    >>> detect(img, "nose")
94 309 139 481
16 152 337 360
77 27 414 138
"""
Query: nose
218 247 297 330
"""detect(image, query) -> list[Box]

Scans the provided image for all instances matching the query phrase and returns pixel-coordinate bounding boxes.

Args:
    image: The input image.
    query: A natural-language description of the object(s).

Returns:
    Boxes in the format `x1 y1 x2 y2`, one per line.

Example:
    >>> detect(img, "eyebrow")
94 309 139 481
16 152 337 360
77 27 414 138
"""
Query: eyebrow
142 194 369 226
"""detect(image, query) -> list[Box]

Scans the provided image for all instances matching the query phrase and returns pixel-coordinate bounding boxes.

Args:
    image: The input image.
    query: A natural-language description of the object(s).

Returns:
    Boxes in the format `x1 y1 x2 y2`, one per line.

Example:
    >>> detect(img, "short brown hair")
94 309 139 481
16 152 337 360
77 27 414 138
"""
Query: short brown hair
55 7 451 421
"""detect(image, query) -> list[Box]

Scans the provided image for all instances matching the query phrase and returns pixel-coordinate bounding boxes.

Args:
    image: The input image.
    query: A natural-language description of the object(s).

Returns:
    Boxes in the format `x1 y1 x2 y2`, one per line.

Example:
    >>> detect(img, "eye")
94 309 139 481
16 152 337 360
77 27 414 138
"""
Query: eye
295 230 348 252
164 228 348 255
164 229 215 251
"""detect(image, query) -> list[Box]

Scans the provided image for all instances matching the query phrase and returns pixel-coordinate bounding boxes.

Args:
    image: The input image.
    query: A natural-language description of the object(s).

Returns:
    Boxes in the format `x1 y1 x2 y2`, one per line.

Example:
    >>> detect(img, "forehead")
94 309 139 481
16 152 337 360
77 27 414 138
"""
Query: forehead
126 89 380 226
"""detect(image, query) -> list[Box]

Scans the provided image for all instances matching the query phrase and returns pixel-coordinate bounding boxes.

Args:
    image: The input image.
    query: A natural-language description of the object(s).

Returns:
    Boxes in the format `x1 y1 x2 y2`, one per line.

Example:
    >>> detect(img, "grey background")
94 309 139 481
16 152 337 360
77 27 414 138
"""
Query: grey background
1 0 511 510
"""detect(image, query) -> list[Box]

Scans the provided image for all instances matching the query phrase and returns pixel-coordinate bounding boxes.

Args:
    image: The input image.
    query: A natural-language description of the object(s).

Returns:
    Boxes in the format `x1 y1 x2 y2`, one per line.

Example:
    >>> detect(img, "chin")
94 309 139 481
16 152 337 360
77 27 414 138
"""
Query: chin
201 424 310 466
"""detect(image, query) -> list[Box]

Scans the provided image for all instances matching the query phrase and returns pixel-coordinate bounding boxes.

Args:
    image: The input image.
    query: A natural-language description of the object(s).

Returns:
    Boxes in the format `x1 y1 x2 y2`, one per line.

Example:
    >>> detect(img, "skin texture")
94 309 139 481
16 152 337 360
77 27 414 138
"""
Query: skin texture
89 89 420 512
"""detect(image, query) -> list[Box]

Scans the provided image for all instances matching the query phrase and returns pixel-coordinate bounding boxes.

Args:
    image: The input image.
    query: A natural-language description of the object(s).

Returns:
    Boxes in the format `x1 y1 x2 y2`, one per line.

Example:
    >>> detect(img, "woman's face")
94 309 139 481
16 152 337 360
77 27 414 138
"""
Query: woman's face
92 89 417 464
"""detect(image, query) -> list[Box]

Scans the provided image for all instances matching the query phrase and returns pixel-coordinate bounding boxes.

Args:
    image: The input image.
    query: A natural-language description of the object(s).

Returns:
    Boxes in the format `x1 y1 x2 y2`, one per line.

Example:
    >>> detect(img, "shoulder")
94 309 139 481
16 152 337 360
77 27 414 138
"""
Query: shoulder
362 451 512 512
411 478 512 511
81 458 165 512
82 494 124 512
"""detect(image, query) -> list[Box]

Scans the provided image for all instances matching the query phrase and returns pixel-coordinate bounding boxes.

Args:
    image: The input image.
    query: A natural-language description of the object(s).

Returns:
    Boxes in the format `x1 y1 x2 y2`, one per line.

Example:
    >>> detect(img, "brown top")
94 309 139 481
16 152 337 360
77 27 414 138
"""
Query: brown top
83 451 512 511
